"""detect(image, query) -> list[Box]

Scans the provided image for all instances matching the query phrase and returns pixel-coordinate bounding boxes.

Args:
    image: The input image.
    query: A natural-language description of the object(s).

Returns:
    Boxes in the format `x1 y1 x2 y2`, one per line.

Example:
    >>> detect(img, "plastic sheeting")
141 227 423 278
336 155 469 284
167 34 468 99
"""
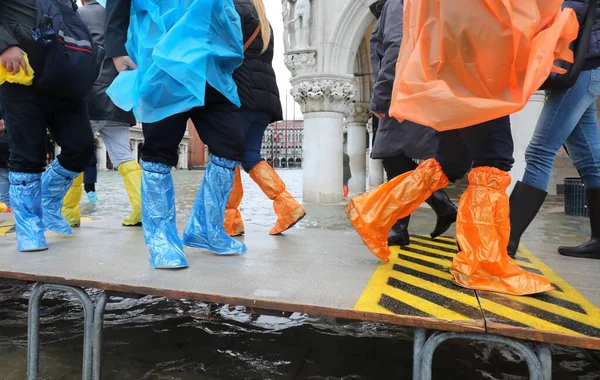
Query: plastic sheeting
182 154 247 255
346 159 449 262
224 166 245 237
62 173 83 227
141 161 188 269
388 0 579 131
118 160 142 226
450 167 554 295
9 172 48 252
0 53 34 86
249 161 306 235
41 159 78 235
106 0 244 123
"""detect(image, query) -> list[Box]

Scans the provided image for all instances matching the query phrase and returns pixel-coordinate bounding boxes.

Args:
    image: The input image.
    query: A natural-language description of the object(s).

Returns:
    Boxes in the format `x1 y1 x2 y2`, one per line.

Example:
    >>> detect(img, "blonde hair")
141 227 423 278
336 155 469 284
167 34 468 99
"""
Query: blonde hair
250 0 271 54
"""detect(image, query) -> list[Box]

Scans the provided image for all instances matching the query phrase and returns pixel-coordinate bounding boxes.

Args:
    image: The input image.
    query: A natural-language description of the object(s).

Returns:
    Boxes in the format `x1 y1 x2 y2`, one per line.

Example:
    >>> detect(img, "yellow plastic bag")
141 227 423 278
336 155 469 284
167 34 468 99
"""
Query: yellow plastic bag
0 52 34 86
389 0 579 131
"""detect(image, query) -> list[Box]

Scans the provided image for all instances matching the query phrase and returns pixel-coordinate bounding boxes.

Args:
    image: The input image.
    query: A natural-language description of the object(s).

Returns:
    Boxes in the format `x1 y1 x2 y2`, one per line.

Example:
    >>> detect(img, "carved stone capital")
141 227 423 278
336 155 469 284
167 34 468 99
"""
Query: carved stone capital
366 118 374 134
284 50 317 76
345 102 371 124
290 77 357 113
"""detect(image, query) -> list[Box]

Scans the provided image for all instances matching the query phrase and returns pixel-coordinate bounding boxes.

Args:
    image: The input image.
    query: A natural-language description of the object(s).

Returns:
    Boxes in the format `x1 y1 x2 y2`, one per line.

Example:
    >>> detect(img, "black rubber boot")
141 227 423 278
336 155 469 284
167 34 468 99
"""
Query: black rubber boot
425 189 457 239
388 216 410 247
507 181 547 257
558 189 600 259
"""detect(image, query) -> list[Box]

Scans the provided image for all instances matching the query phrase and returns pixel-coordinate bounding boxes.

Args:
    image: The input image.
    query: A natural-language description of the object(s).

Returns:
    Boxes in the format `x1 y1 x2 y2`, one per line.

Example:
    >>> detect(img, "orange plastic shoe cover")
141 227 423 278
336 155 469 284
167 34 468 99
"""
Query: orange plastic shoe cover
389 0 579 131
346 159 449 262
224 166 245 237
249 161 305 235
450 167 554 296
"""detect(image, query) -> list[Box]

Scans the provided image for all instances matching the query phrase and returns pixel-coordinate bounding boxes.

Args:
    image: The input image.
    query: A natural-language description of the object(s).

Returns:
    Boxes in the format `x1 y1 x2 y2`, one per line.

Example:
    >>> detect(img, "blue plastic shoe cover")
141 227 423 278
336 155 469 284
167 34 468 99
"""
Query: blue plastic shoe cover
141 161 188 269
182 154 247 255
9 172 48 252
41 159 78 235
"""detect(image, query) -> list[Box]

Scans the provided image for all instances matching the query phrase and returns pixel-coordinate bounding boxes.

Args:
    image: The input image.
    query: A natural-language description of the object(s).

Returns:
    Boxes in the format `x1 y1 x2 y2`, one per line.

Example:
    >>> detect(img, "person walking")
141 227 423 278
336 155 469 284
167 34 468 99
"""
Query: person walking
62 0 141 229
105 0 248 268
508 0 600 260
369 0 457 248
223 0 305 237
0 0 96 252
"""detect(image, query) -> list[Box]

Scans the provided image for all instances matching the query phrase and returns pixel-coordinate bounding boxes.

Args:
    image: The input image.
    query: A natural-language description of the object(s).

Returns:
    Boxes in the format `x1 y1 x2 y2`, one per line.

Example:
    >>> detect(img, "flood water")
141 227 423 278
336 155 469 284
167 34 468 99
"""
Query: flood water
0 169 598 379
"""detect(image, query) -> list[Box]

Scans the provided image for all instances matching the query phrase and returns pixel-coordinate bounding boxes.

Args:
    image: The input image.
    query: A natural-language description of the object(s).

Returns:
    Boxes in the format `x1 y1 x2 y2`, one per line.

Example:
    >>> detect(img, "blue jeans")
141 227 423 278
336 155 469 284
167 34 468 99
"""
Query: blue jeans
0 167 9 206
240 110 271 172
523 69 600 191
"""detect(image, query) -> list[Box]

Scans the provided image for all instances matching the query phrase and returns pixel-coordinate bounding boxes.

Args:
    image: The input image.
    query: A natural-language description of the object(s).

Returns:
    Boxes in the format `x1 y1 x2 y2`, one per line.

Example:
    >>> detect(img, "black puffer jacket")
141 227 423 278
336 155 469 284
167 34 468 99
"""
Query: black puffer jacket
233 0 283 123
78 0 136 125
564 0 600 68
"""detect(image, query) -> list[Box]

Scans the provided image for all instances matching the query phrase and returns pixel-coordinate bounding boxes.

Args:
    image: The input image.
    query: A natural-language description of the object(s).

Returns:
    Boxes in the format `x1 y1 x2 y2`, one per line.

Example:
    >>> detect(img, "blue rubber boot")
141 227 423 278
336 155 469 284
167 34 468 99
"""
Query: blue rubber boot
41 159 79 235
141 161 188 269
183 155 247 255
9 173 48 252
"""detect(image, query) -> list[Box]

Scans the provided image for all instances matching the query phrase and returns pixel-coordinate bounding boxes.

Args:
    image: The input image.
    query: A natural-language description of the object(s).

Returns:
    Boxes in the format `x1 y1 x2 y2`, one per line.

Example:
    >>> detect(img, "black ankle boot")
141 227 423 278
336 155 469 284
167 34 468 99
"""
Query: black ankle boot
558 189 600 259
507 181 547 257
388 216 410 247
426 190 457 239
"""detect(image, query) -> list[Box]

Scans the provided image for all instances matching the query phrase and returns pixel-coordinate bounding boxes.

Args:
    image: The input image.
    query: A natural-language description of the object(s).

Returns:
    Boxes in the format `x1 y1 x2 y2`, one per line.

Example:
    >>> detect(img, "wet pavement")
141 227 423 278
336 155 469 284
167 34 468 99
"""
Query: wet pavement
0 169 599 379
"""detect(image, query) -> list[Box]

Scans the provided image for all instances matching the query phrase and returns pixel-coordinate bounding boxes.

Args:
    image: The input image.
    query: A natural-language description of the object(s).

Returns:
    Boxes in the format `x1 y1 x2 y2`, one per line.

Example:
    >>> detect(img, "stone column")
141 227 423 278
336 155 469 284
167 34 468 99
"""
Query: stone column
345 103 370 194
509 92 545 194
131 140 139 163
366 119 384 187
291 76 357 204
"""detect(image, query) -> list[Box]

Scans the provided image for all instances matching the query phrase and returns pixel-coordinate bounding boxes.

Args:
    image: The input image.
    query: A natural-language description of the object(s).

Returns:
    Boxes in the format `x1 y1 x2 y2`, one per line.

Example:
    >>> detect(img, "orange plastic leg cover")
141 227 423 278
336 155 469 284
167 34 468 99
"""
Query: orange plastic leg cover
346 159 449 262
223 166 245 237
249 161 305 235
450 167 554 296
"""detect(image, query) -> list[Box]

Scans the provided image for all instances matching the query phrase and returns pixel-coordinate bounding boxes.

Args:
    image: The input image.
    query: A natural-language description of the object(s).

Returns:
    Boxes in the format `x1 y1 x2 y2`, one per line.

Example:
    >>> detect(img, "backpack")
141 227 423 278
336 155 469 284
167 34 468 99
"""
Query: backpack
32 0 98 99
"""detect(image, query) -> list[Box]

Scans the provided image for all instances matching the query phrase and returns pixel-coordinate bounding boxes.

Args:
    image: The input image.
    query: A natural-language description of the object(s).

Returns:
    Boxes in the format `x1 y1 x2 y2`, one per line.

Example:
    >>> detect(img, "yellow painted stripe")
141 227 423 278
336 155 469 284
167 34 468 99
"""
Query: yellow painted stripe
411 236 458 251
519 245 600 318
397 250 452 268
0 224 13 237
383 285 473 321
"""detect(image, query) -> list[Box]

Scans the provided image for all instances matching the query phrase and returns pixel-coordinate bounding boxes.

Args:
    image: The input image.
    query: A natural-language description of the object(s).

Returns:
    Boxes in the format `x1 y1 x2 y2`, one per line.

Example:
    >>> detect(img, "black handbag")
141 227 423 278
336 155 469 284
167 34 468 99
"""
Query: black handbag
540 0 597 90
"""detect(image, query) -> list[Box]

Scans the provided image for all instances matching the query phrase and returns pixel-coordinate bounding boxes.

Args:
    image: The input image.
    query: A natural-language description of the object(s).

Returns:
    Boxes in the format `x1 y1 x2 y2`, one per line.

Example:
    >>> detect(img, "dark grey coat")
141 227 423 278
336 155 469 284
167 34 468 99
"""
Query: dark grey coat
369 0 437 160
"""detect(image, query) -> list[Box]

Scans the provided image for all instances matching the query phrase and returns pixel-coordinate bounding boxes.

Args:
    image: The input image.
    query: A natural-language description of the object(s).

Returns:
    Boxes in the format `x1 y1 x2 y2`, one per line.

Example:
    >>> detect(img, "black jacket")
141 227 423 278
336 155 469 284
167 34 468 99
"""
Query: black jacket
369 0 437 160
0 0 45 74
564 0 600 69
233 0 283 123
78 0 135 125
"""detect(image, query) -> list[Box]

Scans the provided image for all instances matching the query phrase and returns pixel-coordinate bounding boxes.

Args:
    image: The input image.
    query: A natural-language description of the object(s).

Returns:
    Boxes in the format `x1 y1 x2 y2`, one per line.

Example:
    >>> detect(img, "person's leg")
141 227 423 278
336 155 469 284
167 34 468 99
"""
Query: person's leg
44 98 95 234
140 112 189 269
382 154 417 247
62 173 83 227
558 94 600 259
242 110 305 235
448 117 552 295
510 70 599 256
100 122 142 226
2 84 50 251
0 167 10 208
182 86 247 254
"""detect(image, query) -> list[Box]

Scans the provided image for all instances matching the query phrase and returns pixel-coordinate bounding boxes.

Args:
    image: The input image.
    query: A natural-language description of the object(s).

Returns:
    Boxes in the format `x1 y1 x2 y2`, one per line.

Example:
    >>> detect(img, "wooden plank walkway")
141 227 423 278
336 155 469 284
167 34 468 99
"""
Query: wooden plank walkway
0 217 598 350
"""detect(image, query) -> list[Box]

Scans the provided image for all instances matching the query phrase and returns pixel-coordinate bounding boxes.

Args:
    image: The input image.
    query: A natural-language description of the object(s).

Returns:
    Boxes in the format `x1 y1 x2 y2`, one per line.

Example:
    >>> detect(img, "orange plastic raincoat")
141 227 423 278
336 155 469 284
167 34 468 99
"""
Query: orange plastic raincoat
388 0 579 131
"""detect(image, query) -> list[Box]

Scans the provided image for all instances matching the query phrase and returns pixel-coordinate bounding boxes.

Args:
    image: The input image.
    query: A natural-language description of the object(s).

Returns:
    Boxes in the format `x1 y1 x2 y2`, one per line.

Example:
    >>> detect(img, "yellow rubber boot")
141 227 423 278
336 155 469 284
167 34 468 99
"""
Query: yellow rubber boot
118 160 142 227
249 161 305 235
224 166 245 236
450 167 554 296
62 173 83 227
0 202 7 213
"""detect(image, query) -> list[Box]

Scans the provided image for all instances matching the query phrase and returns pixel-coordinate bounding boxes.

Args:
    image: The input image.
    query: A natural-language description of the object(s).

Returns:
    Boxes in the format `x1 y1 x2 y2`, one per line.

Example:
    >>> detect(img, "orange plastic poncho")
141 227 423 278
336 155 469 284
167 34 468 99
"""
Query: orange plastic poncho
388 0 579 131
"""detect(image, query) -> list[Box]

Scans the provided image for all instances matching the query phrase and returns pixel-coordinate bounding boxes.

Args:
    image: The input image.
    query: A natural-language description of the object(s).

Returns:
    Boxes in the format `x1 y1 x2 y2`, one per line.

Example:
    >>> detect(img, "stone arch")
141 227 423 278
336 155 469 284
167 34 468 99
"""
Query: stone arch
324 0 374 75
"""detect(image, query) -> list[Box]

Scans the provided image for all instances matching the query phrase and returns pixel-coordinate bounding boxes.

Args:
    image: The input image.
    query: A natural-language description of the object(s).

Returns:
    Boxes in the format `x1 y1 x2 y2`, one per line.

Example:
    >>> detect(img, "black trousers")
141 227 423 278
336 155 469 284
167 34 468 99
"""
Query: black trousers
436 116 514 182
0 83 95 173
383 153 418 179
141 85 245 166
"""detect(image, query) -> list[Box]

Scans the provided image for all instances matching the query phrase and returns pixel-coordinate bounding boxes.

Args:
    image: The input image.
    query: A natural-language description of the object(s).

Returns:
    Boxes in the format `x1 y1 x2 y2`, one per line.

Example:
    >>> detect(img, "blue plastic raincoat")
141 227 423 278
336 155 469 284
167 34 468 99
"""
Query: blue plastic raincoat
106 0 244 123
